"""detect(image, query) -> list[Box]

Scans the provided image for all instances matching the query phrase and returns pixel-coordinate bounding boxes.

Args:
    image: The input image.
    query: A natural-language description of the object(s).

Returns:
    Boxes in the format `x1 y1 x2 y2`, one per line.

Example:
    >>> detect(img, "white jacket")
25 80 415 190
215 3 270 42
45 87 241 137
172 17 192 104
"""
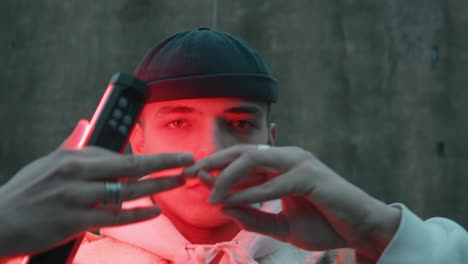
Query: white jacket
74 201 468 263
377 203 468 263
2 203 466 263
76 197 353 264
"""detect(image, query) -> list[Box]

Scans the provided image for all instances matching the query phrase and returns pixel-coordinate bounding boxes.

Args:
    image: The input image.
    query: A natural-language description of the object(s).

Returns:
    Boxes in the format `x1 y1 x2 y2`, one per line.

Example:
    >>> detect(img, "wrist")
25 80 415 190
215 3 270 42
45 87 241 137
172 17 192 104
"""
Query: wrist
355 202 402 261
373 205 402 244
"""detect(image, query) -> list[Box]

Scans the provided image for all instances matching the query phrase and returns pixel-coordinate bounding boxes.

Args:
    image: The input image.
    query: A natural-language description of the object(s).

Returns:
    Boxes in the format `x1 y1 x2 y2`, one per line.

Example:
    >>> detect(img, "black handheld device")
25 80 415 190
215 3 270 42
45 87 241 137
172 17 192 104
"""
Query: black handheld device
26 73 148 264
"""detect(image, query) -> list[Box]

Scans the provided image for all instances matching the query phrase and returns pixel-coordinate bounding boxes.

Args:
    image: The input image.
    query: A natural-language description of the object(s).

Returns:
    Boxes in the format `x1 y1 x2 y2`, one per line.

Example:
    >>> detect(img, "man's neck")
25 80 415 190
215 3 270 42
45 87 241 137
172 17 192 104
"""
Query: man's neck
163 211 241 245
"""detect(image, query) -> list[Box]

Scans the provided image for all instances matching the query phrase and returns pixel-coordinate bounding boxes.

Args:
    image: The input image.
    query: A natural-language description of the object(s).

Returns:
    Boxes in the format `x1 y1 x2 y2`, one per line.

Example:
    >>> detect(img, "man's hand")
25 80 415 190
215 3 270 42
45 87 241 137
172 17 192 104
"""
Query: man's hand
184 145 401 261
0 122 194 257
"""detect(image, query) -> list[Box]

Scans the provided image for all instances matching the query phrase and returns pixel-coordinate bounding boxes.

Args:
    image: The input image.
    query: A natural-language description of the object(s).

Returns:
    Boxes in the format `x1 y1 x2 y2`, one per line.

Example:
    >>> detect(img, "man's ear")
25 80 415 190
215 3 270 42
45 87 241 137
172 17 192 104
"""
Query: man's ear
129 123 145 154
268 122 277 146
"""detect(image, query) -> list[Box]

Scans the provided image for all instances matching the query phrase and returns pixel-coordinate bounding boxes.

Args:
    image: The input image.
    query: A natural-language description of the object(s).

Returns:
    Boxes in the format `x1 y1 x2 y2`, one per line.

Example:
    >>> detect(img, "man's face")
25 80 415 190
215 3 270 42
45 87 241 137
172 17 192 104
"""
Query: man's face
130 97 276 228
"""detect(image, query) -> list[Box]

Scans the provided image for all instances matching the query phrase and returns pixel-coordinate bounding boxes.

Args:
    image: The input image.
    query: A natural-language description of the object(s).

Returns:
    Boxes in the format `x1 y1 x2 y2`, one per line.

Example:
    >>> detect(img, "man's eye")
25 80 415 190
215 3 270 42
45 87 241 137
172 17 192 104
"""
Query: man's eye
230 120 254 130
167 120 188 128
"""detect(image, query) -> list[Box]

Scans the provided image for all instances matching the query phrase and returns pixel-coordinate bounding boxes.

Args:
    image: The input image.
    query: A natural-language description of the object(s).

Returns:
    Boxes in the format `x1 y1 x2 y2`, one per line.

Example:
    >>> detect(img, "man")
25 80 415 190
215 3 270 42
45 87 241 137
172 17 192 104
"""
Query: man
73 28 468 264
71 27 352 263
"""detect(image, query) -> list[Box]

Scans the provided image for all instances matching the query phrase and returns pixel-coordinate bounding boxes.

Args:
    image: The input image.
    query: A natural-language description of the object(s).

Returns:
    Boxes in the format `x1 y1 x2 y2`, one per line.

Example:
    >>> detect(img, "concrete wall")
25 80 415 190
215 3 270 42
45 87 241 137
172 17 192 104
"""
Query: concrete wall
2 0 468 225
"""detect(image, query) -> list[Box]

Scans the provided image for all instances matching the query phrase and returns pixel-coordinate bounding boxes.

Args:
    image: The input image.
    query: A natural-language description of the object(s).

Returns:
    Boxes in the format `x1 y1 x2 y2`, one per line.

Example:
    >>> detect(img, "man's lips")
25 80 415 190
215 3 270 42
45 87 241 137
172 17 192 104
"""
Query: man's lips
184 178 213 199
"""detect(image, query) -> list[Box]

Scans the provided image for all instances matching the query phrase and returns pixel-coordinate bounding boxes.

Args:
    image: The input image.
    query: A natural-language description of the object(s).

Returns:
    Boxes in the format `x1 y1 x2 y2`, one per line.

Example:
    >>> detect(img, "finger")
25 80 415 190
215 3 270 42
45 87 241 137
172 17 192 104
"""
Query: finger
184 145 298 178
197 170 276 199
220 172 301 205
183 145 251 177
231 169 277 191
210 147 304 203
118 176 185 200
82 152 194 180
79 146 121 156
208 152 259 203
76 176 186 206
281 197 347 250
60 119 90 150
86 206 162 228
53 146 112 162
197 170 215 187
222 206 289 240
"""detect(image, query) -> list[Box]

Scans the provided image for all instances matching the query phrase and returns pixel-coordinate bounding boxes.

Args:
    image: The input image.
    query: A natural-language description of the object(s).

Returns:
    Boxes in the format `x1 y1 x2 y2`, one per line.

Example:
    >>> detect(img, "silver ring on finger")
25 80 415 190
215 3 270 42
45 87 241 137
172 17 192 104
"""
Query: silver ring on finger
105 181 121 206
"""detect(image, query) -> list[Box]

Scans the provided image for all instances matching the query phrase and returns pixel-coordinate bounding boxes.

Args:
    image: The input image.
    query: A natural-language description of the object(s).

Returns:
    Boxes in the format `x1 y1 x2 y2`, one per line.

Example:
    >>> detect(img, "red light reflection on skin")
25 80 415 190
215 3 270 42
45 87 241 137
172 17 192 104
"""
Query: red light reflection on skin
130 98 275 245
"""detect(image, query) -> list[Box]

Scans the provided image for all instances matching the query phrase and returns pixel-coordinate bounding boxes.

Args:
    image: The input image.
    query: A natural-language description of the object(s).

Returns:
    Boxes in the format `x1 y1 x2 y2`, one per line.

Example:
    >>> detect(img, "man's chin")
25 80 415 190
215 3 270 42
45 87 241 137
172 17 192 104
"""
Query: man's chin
182 213 233 229
154 180 232 228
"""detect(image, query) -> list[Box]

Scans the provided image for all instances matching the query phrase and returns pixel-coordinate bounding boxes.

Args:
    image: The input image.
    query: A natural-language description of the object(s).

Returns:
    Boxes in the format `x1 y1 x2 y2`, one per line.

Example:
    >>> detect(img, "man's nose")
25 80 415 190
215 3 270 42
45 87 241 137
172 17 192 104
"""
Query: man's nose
194 119 228 160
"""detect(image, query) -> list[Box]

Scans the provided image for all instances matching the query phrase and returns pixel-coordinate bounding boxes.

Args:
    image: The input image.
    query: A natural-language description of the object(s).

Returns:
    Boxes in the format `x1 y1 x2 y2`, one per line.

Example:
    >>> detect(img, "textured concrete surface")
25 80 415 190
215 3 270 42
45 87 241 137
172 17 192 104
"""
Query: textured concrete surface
1 0 468 225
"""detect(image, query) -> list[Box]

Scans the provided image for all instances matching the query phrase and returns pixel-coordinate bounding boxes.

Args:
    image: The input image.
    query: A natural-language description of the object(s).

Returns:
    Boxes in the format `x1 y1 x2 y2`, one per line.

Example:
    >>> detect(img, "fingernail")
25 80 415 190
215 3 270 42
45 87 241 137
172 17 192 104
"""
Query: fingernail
149 206 161 217
178 153 194 165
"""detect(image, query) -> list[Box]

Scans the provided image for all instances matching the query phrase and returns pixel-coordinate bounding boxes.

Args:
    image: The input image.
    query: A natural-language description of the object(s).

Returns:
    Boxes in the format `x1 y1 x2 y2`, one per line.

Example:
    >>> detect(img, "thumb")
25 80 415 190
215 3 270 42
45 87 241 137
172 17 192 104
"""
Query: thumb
222 206 290 241
60 119 90 150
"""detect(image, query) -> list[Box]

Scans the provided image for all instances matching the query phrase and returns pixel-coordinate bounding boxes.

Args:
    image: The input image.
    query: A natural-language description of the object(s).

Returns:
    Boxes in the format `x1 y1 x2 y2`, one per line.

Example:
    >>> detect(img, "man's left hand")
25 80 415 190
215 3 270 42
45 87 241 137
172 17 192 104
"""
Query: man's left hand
183 145 401 261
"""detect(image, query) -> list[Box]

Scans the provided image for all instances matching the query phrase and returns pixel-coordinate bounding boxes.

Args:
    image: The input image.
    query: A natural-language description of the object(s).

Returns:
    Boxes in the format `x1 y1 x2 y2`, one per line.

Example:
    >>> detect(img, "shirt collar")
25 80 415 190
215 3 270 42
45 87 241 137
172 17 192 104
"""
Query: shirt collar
101 197 283 264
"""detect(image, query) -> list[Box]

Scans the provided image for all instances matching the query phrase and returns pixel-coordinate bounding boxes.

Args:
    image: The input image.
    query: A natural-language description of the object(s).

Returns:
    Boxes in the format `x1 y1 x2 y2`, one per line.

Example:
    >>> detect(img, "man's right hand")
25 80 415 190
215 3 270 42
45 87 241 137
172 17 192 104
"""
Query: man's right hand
0 139 193 257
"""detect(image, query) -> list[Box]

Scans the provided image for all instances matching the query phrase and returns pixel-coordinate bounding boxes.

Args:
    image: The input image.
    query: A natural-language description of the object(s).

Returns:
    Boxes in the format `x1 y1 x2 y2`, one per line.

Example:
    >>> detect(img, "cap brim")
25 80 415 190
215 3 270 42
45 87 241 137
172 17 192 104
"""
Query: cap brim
145 73 278 103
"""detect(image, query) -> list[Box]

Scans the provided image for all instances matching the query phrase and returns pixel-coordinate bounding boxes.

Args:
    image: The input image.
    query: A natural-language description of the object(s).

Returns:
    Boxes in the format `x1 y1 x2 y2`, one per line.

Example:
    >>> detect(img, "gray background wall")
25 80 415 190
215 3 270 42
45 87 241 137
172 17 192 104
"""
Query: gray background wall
1 0 468 225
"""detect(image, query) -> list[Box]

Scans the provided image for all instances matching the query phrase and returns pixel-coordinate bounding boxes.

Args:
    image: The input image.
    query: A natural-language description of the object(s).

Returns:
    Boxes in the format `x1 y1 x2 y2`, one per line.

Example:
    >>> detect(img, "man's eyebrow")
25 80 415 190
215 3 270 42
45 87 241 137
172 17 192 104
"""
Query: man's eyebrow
223 105 263 115
156 105 196 114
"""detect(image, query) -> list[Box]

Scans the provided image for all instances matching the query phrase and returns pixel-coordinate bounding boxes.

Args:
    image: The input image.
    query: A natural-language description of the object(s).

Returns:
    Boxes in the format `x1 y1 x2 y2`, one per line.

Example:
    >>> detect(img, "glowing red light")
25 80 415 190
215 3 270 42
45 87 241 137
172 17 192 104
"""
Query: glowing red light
77 83 114 149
